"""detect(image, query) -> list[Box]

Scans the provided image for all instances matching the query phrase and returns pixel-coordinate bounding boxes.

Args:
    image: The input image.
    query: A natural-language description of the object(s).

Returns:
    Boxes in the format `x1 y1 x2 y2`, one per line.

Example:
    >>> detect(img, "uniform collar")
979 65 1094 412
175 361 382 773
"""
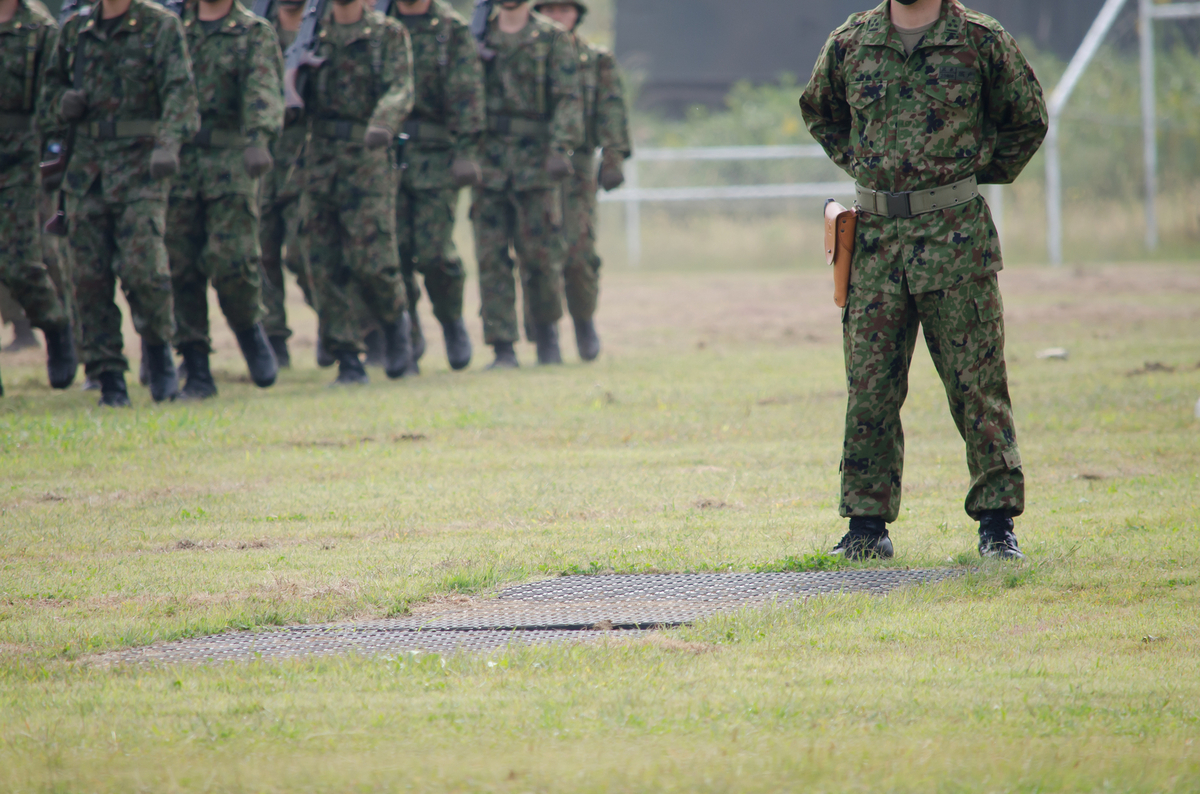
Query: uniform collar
859 0 967 54
184 0 251 34
488 12 549 46
0 2 41 33
80 0 148 39
318 6 378 45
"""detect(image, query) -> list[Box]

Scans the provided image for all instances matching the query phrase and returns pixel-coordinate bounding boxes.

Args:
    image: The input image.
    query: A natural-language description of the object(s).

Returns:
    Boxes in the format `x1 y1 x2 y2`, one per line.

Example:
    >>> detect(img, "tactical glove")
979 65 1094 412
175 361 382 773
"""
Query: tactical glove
243 146 274 178
450 158 482 188
598 156 625 191
545 153 573 180
60 90 88 122
363 126 393 150
149 148 179 180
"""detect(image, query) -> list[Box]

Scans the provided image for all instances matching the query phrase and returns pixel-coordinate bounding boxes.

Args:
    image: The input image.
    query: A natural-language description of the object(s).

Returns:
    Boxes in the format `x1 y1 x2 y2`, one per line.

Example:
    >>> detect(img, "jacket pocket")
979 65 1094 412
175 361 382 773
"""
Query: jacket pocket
915 78 983 161
846 79 888 157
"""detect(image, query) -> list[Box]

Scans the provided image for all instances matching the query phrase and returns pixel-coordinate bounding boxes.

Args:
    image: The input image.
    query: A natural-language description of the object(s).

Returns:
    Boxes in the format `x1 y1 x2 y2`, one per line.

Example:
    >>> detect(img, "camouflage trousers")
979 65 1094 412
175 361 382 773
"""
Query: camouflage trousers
398 184 465 326
300 172 406 356
66 188 174 376
472 186 564 345
560 157 601 321
259 174 311 341
840 274 1024 523
0 184 69 329
167 193 265 350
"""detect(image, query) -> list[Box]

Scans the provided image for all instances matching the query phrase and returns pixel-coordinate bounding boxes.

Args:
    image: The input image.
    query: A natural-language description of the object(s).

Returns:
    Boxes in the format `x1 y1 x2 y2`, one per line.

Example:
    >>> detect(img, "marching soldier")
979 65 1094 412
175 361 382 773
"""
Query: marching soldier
532 0 629 362
800 0 1047 559
0 0 78 390
385 0 484 373
296 0 415 384
472 0 581 368
167 0 284 400
39 0 200 406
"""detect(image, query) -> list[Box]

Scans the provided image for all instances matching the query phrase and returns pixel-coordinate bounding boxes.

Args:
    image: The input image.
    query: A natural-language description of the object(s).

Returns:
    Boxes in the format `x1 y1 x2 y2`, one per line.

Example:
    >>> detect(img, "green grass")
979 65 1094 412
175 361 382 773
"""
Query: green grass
1 263 1198 792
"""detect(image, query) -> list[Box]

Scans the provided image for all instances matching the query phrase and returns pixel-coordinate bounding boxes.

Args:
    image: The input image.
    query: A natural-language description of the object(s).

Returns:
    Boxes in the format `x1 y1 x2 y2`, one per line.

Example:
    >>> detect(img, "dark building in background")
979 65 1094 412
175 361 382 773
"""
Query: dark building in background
616 0 1111 115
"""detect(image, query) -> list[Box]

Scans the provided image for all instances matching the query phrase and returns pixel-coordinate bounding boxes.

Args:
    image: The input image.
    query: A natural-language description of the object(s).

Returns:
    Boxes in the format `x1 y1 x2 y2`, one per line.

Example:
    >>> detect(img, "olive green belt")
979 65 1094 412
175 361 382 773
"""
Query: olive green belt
854 175 979 219
402 119 450 143
0 112 33 130
313 119 368 141
79 120 160 139
192 127 249 148
488 116 550 138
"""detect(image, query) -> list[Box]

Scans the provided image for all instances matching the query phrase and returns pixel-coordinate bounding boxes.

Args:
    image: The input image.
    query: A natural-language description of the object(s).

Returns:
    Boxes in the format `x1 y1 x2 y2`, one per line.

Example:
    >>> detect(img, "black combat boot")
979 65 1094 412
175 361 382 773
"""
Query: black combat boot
6 317 38 351
978 511 1026 560
97 370 131 407
316 337 335 368
177 342 217 401
441 317 472 371
382 311 413 380
486 341 519 370
573 318 600 362
269 335 291 369
235 323 278 388
831 516 894 560
535 322 562 365
332 350 369 385
364 328 385 367
143 342 180 402
43 323 78 389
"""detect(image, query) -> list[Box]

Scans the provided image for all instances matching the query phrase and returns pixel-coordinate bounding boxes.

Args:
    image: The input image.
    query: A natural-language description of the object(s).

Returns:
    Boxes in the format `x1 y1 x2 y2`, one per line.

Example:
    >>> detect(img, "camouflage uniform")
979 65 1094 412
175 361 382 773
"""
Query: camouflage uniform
168 1 283 351
473 9 581 346
39 0 200 377
800 0 1047 523
384 0 484 331
0 0 70 332
296 6 414 356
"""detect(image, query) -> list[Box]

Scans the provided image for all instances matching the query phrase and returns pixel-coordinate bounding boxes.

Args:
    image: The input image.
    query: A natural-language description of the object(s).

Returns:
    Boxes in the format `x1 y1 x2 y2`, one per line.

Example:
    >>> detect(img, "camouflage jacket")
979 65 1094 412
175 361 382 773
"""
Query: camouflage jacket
172 1 283 200
261 16 305 202
0 0 56 190
478 10 582 192
39 0 200 202
573 35 629 168
800 0 1047 295
386 0 485 191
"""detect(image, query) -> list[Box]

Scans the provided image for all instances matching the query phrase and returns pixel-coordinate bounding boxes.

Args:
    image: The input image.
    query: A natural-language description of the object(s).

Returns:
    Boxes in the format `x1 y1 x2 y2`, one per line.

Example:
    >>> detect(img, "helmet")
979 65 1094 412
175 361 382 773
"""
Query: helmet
533 0 587 28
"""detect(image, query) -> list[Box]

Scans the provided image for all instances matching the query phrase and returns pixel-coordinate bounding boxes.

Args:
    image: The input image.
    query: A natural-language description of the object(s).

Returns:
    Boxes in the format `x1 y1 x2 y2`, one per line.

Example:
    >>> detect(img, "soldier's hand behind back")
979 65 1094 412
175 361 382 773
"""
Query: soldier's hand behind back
598 157 625 191
149 148 179 180
60 90 88 122
363 126 392 150
450 158 482 188
545 153 573 180
243 146 274 178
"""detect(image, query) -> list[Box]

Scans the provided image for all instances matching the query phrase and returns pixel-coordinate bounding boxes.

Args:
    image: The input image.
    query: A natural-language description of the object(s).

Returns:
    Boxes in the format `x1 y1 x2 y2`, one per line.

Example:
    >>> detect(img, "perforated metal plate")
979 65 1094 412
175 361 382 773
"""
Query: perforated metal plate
99 569 956 666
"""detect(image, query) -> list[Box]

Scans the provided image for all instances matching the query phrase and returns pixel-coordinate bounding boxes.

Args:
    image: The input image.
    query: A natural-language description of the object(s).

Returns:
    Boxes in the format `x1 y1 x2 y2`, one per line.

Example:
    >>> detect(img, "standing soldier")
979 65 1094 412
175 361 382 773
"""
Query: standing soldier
39 0 200 406
166 0 283 400
384 0 484 373
0 0 78 390
472 0 581 368
800 0 1046 560
296 0 415 385
532 0 628 362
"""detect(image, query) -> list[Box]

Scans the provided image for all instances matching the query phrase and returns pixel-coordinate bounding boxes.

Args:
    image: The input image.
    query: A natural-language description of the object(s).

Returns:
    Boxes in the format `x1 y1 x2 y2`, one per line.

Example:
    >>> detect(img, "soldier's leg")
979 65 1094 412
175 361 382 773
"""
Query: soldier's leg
340 191 405 326
0 185 70 330
915 275 1024 520
166 197 211 350
304 192 361 355
411 188 466 325
839 285 920 524
472 188 519 346
205 194 265 334
512 187 565 327
259 191 291 341
561 168 600 322
395 183 423 362
116 200 176 348
66 191 126 377
281 195 313 307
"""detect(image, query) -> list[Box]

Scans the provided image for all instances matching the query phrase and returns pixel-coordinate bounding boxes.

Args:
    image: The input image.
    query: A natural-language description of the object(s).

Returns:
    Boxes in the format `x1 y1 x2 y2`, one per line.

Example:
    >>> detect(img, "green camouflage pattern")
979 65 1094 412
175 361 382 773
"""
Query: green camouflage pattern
558 160 597 320
0 185 69 329
840 275 1023 522
39 0 201 203
298 8 413 355
167 1 283 350
799 0 1047 295
575 38 628 158
397 185 463 324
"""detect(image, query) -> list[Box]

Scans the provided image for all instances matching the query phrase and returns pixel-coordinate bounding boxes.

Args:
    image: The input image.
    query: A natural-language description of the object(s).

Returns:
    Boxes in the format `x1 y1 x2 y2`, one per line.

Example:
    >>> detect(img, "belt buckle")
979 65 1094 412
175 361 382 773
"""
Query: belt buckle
97 120 116 139
885 191 911 219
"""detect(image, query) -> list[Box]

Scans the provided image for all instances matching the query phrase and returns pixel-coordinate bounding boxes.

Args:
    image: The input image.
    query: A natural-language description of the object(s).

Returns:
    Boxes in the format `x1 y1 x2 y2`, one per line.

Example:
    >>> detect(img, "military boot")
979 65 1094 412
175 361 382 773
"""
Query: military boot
316 337 336 368
535 323 562 365
143 342 180 402
441 318 472 371
831 517 894 560
364 328 385 368
573 318 600 362
235 324 278 388
177 342 218 401
97 370 131 407
269 335 291 369
382 312 413 380
6 317 38 352
486 341 519 370
978 511 1026 560
43 324 78 389
332 351 369 385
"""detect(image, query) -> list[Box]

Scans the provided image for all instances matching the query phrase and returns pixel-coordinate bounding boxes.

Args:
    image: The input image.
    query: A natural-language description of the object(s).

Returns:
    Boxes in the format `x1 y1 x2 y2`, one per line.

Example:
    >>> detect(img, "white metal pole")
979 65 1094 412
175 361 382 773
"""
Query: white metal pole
986 183 1004 244
1046 119 1063 265
1139 0 1159 251
624 158 641 267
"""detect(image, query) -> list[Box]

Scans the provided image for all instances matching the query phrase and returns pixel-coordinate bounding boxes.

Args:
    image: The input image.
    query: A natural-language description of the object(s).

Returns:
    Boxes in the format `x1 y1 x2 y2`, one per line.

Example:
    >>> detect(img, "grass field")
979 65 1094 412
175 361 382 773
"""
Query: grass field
2 260 1199 792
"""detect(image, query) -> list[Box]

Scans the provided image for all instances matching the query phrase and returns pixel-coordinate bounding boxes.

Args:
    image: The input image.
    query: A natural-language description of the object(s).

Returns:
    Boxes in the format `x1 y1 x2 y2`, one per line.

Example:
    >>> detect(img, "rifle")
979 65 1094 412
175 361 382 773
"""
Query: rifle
40 0 85 235
282 0 329 123
469 0 494 60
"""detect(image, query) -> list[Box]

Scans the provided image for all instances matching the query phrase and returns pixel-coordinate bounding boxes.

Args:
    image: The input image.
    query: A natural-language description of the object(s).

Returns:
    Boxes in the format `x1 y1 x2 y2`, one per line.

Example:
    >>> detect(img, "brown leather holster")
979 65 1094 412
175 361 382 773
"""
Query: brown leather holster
824 199 857 308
